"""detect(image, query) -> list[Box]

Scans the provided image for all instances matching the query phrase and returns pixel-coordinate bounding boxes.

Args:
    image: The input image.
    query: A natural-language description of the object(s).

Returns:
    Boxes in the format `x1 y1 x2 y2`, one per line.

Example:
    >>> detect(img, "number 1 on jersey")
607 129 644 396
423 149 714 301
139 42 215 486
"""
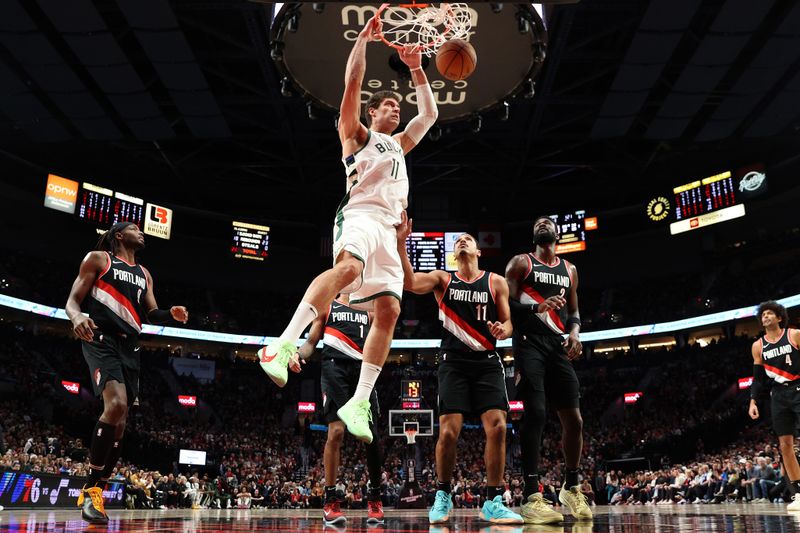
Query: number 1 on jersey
359 324 365 338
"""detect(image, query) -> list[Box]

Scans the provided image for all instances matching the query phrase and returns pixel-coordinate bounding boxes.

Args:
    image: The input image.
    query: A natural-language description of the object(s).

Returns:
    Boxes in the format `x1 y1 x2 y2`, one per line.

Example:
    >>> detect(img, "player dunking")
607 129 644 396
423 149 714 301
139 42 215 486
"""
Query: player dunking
259 15 438 443
504 216 591 523
748 300 800 511
396 214 522 525
288 294 385 525
65 222 188 523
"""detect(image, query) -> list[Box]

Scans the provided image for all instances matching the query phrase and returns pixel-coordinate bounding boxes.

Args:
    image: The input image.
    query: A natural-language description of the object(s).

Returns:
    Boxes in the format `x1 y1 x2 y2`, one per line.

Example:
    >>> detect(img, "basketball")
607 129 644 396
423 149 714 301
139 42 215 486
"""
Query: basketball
435 39 477 81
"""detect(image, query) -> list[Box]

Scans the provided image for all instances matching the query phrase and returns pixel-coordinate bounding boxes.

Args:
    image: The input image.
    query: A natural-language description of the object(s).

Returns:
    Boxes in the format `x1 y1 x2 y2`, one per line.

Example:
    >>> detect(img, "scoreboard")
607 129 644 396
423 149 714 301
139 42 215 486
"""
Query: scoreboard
406 231 464 272
76 182 144 227
673 171 737 220
401 379 421 409
669 170 746 235
231 221 270 261
549 210 589 254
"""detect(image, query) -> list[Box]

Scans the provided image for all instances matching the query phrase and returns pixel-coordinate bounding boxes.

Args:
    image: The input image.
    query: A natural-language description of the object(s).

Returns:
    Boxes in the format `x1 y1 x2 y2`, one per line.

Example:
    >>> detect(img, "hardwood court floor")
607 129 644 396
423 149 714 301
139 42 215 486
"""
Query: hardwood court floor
1 504 799 532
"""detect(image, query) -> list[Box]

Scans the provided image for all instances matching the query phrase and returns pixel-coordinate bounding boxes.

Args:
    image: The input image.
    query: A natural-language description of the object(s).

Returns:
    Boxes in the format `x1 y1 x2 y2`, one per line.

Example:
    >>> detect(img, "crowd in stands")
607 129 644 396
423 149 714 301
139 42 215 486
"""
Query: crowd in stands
3 319 796 511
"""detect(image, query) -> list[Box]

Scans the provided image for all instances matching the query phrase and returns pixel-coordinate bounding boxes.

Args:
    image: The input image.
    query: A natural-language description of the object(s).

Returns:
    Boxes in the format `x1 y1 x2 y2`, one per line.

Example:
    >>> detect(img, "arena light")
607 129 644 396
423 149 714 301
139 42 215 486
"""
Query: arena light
738 377 753 390
4 293 800 347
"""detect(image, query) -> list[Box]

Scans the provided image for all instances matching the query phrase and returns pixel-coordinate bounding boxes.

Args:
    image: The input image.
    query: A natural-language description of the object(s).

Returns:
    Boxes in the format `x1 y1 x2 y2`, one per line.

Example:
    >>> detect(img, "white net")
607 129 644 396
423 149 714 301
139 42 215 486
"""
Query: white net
378 3 473 56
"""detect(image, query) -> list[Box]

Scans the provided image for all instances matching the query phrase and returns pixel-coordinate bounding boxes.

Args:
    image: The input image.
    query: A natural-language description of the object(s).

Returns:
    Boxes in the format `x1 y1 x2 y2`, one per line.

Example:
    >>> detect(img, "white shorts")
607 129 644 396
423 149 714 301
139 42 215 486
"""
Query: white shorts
332 215 403 311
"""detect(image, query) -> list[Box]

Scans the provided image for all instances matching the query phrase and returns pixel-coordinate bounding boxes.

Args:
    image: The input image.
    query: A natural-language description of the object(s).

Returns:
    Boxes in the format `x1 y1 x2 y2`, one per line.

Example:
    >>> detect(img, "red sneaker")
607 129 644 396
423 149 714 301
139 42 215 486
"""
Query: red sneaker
367 499 384 523
323 501 346 525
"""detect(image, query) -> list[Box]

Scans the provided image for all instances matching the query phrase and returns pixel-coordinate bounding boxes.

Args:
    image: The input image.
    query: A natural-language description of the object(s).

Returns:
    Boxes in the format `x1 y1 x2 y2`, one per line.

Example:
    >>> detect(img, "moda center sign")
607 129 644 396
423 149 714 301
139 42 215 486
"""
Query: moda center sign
271 3 548 122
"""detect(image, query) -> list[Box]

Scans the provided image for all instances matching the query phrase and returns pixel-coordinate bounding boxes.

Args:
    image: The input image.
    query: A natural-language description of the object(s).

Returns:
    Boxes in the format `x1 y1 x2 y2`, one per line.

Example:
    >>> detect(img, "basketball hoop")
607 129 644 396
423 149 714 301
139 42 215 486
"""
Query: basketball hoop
375 3 472 56
404 428 418 444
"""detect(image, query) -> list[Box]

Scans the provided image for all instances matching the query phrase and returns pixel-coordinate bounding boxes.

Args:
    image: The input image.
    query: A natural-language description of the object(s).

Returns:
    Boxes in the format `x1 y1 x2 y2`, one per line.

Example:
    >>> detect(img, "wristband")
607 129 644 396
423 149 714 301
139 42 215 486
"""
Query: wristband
148 308 172 325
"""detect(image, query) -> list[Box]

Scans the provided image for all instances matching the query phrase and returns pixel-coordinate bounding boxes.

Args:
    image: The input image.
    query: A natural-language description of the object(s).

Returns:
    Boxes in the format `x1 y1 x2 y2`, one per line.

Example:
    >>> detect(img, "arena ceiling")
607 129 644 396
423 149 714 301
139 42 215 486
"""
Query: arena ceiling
1 0 799 228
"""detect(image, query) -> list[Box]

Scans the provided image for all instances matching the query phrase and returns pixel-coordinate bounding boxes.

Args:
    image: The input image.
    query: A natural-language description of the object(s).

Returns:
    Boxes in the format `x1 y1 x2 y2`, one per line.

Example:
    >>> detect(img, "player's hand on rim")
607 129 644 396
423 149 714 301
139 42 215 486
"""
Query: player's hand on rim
399 43 422 69
72 316 98 342
359 14 382 41
170 306 189 323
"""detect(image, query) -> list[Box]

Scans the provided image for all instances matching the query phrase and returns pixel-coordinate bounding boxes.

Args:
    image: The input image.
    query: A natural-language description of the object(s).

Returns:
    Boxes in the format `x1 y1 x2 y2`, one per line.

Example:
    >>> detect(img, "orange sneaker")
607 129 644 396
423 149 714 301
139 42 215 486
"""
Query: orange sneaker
323 500 346 525
367 499 385 523
81 486 108 523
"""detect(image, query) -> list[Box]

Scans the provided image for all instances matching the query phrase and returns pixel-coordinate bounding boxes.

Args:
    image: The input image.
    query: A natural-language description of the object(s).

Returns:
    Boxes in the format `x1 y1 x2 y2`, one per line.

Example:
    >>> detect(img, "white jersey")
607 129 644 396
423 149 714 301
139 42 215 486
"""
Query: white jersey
340 130 408 226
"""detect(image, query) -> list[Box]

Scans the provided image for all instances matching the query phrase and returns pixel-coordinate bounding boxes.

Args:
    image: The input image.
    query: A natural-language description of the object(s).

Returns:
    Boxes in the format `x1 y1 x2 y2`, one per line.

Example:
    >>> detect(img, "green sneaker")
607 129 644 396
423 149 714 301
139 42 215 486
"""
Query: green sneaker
258 339 295 387
336 398 374 443
520 493 563 524
479 495 523 524
558 485 593 520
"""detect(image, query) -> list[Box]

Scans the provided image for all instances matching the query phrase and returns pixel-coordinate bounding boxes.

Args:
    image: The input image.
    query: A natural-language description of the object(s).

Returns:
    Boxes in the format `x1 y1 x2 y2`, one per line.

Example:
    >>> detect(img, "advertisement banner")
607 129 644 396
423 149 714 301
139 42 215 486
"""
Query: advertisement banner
44 174 79 214
144 203 173 240
0 469 124 508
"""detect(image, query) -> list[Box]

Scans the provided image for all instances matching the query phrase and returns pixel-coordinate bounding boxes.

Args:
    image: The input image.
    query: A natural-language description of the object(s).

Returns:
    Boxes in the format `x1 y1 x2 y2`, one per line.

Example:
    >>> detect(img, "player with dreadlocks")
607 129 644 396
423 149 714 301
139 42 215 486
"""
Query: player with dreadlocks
65 221 188 522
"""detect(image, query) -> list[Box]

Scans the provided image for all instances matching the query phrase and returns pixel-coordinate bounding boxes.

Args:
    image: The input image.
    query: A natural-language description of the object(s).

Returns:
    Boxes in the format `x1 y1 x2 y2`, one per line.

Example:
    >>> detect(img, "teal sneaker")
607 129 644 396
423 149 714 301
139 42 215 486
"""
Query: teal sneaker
479 495 524 524
258 339 295 387
428 490 453 524
336 398 374 443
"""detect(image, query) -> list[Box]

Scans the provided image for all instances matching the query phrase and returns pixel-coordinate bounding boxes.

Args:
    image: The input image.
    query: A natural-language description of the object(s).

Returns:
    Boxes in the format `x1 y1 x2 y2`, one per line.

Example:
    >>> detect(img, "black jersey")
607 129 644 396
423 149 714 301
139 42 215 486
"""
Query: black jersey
514 253 573 337
86 252 149 336
320 300 370 360
438 271 498 352
761 329 800 384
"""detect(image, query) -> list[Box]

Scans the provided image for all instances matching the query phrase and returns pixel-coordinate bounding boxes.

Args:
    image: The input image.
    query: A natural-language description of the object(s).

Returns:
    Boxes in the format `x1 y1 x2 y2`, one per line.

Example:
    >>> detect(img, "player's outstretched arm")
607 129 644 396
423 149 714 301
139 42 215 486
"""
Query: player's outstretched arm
395 44 438 154
339 16 380 147
65 251 106 342
395 211 446 295
141 266 189 324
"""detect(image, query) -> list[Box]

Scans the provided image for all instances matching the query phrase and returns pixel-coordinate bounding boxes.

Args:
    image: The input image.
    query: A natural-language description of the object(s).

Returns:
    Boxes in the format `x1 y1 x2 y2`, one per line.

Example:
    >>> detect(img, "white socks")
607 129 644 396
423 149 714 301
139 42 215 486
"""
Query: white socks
353 362 382 401
280 301 318 342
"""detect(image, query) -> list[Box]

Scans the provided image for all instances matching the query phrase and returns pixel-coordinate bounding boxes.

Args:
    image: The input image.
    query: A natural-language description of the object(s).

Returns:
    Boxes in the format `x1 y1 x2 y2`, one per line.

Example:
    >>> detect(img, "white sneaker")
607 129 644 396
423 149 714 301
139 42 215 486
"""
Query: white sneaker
788 494 800 511
558 486 593 520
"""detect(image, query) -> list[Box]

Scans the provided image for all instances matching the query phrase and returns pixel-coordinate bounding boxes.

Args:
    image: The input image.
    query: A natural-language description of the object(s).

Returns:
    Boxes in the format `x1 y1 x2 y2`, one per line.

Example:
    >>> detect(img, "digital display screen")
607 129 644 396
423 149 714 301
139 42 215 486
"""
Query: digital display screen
401 380 421 402
673 171 738 220
178 449 207 466
76 182 144 228
232 221 270 261
407 232 464 272
669 170 746 235
548 211 587 254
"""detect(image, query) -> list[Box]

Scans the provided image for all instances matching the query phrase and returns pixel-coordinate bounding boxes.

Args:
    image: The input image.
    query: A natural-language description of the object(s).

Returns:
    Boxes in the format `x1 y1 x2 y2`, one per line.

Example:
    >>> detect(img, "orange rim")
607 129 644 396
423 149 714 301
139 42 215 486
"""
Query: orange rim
376 3 454 52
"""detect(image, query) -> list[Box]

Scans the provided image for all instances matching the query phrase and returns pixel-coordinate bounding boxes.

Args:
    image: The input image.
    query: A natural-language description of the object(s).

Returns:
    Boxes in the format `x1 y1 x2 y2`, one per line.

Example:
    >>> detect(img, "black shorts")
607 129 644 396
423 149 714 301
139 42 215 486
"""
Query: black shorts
82 331 140 405
437 350 509 416
514 333 580 409
770 382 800 436
320 358 380 428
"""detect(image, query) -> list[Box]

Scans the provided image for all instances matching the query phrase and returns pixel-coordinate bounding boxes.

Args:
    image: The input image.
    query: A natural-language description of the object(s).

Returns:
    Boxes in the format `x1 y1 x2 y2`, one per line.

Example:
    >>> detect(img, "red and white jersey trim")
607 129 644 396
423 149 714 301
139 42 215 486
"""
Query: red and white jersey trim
91 279 142 333
323 326 363 360
438 303 494 352
519 286 566 335
764 364 800 384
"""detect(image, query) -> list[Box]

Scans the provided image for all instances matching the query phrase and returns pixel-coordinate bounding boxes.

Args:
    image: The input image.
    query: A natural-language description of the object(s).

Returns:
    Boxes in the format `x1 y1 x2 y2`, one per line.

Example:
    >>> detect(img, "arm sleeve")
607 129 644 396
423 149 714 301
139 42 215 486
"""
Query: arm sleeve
403 81 438 144
751 364 769 401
